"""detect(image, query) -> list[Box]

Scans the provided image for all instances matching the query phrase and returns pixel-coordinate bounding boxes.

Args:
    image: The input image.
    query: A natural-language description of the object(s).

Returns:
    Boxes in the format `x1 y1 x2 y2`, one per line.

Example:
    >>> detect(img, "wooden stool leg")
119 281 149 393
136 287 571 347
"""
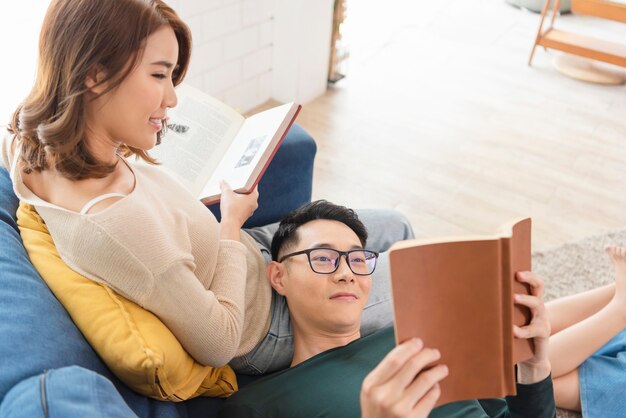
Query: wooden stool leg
550 0 562 28
529 0 553 66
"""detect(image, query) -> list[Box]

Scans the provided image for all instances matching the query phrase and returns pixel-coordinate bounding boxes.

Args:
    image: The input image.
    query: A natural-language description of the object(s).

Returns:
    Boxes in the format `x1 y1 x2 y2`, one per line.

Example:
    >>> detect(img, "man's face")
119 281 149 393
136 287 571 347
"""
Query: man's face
271 219 372 334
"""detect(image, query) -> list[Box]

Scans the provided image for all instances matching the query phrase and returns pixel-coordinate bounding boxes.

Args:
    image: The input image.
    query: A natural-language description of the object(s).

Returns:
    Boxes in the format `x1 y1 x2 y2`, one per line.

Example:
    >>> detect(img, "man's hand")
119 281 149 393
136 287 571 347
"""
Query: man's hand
514 271 552 383
360 338 448 418
219 181 258 240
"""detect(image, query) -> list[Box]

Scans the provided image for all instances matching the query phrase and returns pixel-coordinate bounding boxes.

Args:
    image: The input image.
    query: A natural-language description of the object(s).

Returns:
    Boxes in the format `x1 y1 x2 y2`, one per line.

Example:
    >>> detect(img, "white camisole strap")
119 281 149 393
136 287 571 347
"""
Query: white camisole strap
80 193 128 215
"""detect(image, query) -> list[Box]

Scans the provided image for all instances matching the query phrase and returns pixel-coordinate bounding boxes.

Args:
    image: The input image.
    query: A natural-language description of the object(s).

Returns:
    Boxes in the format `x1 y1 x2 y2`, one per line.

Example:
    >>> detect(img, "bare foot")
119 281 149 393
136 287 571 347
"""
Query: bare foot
606 245 626 311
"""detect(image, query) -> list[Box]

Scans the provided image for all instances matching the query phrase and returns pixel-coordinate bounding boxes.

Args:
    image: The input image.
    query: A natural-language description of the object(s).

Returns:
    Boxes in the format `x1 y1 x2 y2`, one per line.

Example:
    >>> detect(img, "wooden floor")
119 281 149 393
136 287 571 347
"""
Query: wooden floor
294 0 626 251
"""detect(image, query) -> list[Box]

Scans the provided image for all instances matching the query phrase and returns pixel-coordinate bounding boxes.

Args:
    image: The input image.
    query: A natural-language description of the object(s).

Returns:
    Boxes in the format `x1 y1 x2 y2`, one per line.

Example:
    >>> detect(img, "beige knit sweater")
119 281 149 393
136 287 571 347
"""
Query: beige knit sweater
2 137 272 366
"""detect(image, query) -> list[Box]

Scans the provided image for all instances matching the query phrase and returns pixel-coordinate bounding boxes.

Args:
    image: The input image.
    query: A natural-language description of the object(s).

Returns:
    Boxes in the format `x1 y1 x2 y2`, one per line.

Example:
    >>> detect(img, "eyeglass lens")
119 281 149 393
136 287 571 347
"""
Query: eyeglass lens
309 249 376 275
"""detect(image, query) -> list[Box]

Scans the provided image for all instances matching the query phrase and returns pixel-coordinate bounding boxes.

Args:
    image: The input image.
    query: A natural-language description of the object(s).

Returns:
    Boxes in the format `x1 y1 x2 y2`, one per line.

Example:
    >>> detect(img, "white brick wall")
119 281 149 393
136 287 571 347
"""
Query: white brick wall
171 0 333 113
175 0 276 113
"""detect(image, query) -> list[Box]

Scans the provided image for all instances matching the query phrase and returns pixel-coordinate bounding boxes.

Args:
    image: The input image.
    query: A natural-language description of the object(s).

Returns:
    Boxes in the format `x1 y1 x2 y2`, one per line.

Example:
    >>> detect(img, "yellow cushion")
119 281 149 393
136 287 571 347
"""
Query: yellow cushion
16 202 237 401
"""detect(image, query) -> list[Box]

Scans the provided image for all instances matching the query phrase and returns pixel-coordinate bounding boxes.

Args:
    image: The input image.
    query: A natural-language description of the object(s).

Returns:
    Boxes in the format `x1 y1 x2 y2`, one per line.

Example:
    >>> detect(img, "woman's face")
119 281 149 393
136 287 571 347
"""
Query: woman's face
85 25 179 152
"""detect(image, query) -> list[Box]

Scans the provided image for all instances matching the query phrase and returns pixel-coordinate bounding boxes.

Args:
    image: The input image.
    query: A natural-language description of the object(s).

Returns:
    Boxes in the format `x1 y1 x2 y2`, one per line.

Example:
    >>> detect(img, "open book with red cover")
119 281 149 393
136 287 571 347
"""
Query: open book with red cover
151 83 301 204
388 218 534 407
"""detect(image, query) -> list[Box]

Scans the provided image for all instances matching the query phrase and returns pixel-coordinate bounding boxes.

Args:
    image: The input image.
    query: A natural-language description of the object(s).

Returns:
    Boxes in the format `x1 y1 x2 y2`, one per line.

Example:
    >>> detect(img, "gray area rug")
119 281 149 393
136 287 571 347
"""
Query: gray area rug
532 228 626 418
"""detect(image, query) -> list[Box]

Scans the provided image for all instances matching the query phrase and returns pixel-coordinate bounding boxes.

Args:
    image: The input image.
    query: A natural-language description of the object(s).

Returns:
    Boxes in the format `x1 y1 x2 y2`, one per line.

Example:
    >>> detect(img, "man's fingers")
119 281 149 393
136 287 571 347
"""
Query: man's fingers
514 292 550 335
515 271 545 297
380 364 447 418
514 293 544 312
514 322 550 339
363 339 423 389
361 344 446 418
379 346 442 393
411 383 442 418
402 364 448 408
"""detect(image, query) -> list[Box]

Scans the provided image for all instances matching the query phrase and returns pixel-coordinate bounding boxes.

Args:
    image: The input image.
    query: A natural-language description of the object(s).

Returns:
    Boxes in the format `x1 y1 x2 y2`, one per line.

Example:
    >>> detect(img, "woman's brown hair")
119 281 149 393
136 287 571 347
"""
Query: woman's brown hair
8 0 191 180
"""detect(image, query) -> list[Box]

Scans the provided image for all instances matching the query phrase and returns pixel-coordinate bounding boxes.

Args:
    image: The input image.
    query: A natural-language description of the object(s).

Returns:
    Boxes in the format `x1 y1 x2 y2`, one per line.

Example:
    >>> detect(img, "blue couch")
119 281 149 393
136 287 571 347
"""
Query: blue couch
0 125 316 418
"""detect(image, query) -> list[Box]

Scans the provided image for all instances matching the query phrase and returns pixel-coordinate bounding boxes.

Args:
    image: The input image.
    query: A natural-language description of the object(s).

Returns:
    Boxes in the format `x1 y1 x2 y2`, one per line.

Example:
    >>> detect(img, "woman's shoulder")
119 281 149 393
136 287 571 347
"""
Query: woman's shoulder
9 150 134 215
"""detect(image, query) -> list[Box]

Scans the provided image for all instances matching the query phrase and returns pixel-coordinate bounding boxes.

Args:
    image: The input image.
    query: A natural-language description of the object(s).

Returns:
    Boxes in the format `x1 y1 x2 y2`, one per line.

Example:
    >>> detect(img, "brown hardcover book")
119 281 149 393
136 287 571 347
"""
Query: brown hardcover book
388 218 534 407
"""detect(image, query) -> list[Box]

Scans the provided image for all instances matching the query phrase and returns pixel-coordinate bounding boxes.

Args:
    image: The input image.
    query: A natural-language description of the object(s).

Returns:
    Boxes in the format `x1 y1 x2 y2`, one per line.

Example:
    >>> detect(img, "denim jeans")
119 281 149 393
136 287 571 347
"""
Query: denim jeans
0 366 139 418
232 208 416 375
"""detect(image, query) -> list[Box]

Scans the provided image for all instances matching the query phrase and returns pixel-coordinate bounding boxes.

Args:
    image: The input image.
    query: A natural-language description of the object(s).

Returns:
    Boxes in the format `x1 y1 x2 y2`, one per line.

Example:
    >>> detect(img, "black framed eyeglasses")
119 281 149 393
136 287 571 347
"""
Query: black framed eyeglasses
278 248 379 276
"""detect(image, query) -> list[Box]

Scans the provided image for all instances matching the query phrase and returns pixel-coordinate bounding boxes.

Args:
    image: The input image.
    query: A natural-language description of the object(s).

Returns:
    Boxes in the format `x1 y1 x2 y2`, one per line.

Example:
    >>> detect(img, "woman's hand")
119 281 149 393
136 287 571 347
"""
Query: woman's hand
514 271 552 383
360 339 448 418
219 181 258 240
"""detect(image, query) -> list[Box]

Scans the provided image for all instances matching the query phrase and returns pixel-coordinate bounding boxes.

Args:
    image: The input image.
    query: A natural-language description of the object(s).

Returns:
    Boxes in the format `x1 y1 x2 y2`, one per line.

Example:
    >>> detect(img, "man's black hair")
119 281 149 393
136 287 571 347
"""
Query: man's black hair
270 200 368 261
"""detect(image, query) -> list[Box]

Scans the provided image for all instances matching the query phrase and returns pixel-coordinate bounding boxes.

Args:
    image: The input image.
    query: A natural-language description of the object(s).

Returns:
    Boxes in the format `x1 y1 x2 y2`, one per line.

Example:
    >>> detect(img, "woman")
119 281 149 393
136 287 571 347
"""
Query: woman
4 0 410 375
6 0 266 372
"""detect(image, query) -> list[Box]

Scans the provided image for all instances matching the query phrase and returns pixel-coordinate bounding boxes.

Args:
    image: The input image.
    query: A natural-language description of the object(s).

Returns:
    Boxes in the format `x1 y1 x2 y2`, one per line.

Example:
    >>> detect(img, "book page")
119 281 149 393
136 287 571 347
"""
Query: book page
150 84 244 195
199 103 297 201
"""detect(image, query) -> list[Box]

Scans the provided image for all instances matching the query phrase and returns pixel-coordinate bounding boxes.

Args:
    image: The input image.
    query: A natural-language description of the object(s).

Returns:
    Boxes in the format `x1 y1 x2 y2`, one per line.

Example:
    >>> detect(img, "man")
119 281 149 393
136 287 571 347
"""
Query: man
220 201 556 418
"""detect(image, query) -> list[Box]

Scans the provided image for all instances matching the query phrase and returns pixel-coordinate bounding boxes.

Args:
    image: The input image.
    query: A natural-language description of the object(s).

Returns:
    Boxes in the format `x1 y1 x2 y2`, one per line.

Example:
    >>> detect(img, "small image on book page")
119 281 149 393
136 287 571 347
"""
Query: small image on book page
235 135 266 168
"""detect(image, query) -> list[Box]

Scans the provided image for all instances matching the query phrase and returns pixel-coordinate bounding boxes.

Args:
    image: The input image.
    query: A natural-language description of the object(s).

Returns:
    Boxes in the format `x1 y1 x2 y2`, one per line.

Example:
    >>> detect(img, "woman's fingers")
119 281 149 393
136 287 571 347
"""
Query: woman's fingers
249 185 259 198
219 180 232 192
219 180 259 228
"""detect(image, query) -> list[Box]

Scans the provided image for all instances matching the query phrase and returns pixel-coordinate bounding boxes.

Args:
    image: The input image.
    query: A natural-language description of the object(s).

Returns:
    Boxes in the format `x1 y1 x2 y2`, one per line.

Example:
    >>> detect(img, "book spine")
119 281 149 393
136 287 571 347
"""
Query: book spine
247 105 302 193
500 237 517 396
511 218 534 363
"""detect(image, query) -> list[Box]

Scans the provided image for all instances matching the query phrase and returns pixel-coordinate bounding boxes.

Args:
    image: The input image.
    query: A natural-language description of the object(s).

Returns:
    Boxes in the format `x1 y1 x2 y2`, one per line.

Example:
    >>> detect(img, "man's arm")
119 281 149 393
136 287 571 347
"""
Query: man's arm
475 375 555 418
503 271 556 417
504 375 556 418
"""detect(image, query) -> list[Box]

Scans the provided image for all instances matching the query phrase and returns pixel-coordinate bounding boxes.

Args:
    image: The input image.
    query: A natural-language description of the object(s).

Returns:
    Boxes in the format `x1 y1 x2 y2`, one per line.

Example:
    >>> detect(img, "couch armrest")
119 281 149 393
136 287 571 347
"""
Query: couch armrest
207 123 317 228
0 167 206 417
